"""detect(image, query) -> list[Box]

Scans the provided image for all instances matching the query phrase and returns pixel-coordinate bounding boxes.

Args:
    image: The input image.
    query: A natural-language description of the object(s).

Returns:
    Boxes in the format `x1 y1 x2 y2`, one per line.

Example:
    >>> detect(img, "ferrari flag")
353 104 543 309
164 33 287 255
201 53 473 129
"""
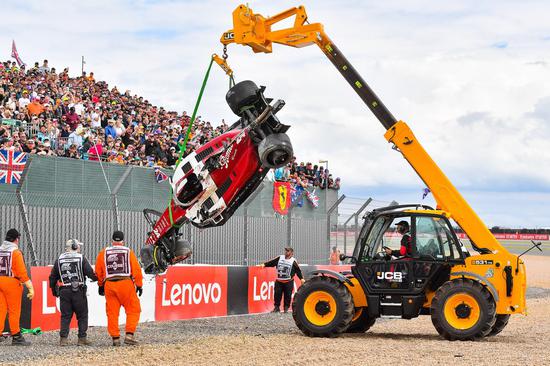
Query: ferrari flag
272 181 291 215
0 149 28 184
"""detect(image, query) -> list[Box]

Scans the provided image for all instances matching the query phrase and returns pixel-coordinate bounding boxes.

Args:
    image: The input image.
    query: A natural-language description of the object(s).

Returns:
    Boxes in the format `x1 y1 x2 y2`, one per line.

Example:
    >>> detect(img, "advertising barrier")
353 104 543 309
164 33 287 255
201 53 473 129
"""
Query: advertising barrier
25 264 349 332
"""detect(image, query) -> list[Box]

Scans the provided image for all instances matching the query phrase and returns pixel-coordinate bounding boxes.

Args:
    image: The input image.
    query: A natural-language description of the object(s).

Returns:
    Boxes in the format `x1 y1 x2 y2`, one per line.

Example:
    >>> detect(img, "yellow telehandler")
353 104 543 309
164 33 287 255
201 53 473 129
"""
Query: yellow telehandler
221 4 533 340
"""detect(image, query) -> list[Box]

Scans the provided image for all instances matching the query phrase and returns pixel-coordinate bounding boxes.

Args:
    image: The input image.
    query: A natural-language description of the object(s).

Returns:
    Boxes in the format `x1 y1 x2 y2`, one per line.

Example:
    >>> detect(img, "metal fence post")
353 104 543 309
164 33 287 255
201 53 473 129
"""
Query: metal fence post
15 157 38 266
242 182 265 266
187 222 193 264
326 194 346 258
354 198 373 242
111 166 133 231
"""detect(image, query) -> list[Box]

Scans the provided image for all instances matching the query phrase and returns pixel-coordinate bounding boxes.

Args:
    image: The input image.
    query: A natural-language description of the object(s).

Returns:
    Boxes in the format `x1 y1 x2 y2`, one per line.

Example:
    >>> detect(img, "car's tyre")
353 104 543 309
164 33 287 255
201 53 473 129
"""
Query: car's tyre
140 245 168 275
172 238 192 262
430 278 496 341
487 314 511 336
257 133 293 169
346 307 376 333
226 80 260 116
292 276 354 337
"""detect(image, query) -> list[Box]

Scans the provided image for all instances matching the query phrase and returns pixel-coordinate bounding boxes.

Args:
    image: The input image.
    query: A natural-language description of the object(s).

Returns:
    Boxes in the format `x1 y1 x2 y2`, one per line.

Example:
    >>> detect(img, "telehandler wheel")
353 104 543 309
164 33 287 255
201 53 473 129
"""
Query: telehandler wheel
226 80 260 116
346 307 376 333
292 276 354 337
488 314 511 336
431 278 496 341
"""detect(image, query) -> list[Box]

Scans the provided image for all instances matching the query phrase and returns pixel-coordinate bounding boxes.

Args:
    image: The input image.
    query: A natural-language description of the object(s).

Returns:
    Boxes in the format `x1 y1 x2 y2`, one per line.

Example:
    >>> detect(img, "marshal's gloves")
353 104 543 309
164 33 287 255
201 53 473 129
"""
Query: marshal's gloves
136 286 143 297
98 286 105 296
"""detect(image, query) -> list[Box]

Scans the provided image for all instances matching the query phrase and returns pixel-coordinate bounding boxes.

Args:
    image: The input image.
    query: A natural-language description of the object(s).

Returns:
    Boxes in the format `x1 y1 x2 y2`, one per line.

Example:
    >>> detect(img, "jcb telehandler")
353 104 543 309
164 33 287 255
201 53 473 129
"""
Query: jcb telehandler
221 4 530 340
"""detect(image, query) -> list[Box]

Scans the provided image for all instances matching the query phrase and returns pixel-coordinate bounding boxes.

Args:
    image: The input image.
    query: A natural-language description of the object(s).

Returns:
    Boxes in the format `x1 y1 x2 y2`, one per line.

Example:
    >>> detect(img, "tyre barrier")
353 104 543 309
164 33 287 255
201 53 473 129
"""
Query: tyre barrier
4 265 350 333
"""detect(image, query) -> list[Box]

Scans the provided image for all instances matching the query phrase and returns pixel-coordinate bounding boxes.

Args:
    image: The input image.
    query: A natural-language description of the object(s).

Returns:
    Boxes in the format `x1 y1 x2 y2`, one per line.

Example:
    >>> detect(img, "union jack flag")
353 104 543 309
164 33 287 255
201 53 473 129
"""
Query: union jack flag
11 40 25 67
0 150 28 184
154 167 169 183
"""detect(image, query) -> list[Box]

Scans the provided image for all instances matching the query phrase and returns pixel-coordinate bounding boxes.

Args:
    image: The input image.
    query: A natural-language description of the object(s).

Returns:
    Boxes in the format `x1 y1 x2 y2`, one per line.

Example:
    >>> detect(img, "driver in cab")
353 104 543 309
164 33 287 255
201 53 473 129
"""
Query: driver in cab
384 221 413 258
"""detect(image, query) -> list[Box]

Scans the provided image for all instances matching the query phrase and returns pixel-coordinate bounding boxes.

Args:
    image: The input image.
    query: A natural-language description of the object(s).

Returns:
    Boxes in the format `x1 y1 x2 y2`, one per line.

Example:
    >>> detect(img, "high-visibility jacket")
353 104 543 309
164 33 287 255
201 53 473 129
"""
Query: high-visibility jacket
0 241 29 282
95 243 142 287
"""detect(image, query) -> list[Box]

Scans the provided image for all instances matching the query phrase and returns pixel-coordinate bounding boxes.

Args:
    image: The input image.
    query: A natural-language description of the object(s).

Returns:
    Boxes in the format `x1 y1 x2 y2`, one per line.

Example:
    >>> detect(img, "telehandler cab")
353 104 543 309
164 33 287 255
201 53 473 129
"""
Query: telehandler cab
221 4 530 340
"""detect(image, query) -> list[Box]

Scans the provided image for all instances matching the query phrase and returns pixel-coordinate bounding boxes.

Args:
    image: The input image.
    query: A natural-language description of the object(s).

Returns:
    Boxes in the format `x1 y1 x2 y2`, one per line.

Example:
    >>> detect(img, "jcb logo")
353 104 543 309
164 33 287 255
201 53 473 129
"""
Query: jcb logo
223 32 234 40
376 271 403 282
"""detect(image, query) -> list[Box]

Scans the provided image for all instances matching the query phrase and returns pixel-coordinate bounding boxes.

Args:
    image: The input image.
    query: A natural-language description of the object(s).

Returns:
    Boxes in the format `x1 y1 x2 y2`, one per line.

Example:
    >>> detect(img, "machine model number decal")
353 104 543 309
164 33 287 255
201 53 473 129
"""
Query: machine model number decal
472 260 494 265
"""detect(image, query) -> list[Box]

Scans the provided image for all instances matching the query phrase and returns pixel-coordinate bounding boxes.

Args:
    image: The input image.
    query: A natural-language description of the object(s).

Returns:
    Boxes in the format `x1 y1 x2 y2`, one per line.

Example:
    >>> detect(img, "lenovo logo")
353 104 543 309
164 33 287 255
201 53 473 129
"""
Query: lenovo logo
252 276 275 301
161 281 222 306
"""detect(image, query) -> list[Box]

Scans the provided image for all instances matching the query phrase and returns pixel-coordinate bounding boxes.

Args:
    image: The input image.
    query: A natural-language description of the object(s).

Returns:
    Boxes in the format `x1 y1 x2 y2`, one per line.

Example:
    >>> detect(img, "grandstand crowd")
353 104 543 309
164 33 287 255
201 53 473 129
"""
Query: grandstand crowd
0 59 340 189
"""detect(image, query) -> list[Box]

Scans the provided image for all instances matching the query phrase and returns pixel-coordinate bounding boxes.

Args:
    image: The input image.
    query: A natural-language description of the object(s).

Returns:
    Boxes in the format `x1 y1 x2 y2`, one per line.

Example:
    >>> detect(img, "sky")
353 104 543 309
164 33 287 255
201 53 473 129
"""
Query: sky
1 0 549 228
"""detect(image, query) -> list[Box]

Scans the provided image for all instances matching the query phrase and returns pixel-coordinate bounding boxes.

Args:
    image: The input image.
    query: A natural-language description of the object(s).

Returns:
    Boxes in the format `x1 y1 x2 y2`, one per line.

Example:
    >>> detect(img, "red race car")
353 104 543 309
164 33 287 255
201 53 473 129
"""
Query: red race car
140 81 293 274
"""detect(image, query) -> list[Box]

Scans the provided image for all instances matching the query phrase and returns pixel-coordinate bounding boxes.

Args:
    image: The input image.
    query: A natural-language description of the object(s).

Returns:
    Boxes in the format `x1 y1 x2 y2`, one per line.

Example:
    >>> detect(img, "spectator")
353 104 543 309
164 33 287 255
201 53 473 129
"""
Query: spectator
105 120 117 140
329 246 341 265
65 107 80 131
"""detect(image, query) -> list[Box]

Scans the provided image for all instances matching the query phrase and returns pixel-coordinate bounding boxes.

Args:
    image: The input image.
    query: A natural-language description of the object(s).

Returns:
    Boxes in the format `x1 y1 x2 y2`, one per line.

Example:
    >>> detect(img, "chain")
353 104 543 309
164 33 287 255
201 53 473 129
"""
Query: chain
222 45 228 60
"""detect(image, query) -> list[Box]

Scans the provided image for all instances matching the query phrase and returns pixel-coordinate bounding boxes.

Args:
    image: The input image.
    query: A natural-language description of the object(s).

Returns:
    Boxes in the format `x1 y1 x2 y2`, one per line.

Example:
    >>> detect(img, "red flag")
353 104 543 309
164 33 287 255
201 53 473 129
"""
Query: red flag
272 181 291 215
11 40 25 67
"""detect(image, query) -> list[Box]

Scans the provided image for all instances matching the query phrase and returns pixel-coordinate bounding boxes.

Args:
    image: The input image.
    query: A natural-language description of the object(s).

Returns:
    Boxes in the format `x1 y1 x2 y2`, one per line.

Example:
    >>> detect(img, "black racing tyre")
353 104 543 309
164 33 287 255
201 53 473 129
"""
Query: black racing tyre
346 307 376 333
430 278 496 341
257 133 293 169
173 238 192 261
226 80 260 116
292 276 354 337
487 314 511 336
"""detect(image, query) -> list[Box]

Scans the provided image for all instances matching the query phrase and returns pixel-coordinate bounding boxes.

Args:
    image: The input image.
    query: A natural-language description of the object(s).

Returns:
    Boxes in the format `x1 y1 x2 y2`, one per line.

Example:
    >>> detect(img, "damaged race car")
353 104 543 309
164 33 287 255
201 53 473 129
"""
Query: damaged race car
140 80 293 274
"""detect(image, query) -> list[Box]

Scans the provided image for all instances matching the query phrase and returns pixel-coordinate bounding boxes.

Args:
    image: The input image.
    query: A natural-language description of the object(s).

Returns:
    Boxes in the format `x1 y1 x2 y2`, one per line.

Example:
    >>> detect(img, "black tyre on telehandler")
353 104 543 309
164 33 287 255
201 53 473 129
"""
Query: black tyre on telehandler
488 314 511 336
430 278 496 341
346 307 376 333
292 276 354 337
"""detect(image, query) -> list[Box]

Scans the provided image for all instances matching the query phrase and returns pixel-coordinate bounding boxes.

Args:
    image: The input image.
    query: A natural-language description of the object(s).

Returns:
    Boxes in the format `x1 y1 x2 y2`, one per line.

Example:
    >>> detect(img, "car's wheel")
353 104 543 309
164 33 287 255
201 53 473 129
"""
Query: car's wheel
140 245 168 275
346 307 376 333
292 276 354 337
172 238 192 262
487 314 511 336
257 133 293 169
430 278 496 341
226 80 260 116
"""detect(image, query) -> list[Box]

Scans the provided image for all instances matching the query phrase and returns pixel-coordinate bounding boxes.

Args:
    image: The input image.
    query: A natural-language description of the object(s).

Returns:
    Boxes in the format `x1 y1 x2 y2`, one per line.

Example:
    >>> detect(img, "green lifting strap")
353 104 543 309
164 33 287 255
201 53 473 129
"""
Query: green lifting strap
177 57 215 163
168 57 215 228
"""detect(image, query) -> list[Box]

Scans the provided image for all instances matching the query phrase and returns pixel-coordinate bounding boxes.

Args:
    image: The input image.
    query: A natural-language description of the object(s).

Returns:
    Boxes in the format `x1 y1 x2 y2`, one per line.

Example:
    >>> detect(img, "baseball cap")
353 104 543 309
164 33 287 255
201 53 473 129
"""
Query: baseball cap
112 230 124 241
5 228 20 242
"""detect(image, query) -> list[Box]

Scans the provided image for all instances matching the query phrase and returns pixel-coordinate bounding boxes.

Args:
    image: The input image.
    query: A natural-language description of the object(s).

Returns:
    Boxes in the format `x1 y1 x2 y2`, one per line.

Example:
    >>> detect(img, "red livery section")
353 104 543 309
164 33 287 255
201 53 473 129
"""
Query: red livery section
155 266 228 320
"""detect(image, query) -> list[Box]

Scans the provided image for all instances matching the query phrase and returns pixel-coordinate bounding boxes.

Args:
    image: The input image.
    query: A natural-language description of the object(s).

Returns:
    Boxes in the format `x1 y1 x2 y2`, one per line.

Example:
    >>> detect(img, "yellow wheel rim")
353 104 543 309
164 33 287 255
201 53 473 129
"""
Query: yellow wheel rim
351 307 363 322
304 290 337 326
443 293 481 330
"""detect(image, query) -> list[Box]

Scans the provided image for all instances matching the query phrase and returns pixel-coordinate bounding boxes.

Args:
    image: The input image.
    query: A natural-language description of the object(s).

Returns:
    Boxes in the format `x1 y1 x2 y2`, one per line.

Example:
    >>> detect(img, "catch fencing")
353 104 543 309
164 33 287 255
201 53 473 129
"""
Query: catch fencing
0 156 339 266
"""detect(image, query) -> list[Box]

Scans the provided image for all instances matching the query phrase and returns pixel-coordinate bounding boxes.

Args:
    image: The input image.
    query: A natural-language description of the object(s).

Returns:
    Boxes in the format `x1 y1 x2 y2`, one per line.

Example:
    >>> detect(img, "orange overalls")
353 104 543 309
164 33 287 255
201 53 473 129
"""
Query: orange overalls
0 242 29 335
95 243 143 338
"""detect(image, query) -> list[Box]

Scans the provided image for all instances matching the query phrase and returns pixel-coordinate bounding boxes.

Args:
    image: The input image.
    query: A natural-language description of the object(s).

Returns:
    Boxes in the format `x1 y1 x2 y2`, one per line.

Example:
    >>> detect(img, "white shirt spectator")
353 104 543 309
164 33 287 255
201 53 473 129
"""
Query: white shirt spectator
72 102 85 116
68 130 84 148
18 96 30 109
6 97 17 111
114 121 126 137
91 111 101 128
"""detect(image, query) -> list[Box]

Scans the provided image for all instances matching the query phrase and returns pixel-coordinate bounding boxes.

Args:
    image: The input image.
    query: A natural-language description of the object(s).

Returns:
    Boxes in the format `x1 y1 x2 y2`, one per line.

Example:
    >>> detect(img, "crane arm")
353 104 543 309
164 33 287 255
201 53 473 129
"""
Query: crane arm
221 4 508 254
